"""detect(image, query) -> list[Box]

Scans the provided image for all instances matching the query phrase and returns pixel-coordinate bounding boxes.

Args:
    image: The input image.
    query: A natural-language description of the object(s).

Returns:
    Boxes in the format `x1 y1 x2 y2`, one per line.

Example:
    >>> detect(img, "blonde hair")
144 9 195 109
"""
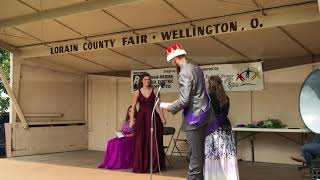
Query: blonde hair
208 75 228 108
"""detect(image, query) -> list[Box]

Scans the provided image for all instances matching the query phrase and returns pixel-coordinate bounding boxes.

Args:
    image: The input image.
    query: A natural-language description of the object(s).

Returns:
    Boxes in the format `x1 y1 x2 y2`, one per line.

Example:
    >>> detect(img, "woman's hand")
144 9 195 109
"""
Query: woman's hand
124 133 134 138
161 117 167 125
162 119 166 125
129 91 139 129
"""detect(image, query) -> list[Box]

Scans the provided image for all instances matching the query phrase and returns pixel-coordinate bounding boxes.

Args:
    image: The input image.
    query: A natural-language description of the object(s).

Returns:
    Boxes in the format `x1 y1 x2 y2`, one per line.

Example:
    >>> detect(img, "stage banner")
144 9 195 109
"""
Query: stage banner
131 62 264 92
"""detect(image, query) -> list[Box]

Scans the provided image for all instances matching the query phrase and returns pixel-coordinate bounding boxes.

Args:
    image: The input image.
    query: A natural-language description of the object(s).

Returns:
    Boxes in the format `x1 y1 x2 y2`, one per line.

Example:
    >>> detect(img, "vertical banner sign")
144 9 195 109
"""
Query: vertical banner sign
131 62 264 92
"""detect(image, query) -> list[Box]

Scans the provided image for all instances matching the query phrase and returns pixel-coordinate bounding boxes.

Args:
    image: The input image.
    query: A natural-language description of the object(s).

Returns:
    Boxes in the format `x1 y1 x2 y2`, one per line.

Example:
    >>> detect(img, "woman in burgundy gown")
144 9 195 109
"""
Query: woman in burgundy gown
130 72 166 173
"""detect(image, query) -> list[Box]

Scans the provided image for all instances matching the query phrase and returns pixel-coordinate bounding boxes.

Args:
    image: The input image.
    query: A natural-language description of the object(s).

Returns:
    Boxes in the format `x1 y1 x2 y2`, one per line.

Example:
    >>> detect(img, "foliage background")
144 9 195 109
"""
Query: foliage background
0 49 10 116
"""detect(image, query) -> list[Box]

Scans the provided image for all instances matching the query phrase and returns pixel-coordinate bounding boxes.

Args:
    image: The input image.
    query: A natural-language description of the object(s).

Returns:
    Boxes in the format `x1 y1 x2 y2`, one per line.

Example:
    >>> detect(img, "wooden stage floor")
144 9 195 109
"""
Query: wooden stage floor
0 150 308 180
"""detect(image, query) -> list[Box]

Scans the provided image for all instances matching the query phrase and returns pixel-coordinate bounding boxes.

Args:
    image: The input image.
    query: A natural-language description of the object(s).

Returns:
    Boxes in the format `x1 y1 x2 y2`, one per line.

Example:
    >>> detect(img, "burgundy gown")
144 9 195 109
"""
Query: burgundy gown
132 89 166 173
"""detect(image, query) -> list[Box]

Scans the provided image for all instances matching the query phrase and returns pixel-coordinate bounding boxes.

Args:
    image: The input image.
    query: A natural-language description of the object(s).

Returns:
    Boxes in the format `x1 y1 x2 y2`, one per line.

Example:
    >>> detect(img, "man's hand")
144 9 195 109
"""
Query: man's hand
160 102 173 112
162 108 171 112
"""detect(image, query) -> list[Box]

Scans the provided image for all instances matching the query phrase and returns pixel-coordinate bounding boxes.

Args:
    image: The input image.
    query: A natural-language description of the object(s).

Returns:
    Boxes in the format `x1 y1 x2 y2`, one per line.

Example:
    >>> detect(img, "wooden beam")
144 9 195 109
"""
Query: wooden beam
0 40 20 55
0 0 140 28
18 2 320 58
263 55 320 71
27 120 85 125
24 113 63 117
0 66 28 128
93 70 131 77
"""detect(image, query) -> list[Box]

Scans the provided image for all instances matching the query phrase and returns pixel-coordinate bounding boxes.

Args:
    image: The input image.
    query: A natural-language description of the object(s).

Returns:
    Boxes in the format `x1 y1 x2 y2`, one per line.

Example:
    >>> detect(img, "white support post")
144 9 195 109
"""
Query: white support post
0 63 28 128
9 53 22 124
85 74 88 125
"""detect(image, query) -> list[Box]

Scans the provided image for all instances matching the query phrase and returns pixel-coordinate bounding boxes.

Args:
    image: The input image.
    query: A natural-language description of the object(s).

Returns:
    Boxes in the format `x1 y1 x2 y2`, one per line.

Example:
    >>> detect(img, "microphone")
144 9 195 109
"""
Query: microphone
150 82 165 178
159 81 166 88
156 81 165 98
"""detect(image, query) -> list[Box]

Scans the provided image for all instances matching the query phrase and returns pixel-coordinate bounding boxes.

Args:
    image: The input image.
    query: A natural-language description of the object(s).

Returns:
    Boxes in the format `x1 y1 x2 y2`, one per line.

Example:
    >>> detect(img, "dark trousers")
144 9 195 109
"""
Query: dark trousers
186 124 207 180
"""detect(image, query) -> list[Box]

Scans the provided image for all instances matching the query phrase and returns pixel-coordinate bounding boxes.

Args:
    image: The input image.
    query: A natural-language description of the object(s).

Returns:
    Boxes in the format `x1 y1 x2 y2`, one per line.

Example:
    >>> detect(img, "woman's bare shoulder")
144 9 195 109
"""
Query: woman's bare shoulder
133 89 140 96
153 87 158 92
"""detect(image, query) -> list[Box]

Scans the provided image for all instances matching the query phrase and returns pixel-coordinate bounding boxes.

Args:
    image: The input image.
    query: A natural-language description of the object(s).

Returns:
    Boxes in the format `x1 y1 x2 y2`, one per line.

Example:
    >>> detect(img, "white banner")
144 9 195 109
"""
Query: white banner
131 62 264 92
20 4 319 58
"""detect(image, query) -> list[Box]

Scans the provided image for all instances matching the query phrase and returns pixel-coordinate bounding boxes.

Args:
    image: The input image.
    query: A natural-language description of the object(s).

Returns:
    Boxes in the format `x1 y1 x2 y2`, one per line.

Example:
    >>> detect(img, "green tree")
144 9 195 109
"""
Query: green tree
0 48 10 116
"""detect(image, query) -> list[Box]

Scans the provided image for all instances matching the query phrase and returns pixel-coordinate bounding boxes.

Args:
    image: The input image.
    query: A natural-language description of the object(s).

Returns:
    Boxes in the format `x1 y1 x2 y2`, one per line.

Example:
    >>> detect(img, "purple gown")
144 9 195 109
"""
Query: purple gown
98 121 134 169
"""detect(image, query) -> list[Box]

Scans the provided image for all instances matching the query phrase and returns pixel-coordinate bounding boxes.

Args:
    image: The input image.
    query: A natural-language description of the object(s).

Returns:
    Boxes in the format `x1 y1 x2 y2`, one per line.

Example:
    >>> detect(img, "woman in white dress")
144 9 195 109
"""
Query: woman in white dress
204 75 239 180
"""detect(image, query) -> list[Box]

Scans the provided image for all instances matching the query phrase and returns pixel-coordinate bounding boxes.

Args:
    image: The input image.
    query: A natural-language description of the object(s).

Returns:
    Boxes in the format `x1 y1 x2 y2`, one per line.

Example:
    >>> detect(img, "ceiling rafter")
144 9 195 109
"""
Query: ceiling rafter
162 0 252 61
100 9 156 68
251 0 315 57
15 1 318 49
0 0 140 28
14 0 131 72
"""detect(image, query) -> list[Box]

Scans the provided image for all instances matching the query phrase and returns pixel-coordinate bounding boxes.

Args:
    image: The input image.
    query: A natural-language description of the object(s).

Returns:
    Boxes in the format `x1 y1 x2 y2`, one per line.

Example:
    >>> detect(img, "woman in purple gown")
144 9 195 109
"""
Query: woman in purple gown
129 72 167 173
98 106 136 169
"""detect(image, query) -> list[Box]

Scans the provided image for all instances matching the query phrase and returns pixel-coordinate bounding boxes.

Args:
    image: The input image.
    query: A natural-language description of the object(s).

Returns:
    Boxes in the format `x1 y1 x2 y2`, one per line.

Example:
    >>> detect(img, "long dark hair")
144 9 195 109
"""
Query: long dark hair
208 75 229 108
139 72 152 88
125 105 137 121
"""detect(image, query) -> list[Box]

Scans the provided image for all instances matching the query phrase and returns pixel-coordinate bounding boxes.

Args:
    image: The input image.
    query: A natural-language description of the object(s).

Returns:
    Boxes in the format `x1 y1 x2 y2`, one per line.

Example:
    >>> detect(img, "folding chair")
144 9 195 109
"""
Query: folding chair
170 126 189 160
310 157 320 179
163 127 176 166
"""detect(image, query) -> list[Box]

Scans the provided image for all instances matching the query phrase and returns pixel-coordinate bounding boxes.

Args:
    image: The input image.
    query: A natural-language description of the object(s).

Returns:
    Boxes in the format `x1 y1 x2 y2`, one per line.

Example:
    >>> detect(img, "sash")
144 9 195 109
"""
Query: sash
183 106 211 126
183 68 211 126
207 113 227 135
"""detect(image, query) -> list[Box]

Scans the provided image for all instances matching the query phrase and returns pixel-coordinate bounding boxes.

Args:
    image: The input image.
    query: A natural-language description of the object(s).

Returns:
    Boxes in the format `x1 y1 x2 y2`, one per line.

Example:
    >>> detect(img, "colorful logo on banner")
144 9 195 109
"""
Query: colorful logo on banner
236 67 261 85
